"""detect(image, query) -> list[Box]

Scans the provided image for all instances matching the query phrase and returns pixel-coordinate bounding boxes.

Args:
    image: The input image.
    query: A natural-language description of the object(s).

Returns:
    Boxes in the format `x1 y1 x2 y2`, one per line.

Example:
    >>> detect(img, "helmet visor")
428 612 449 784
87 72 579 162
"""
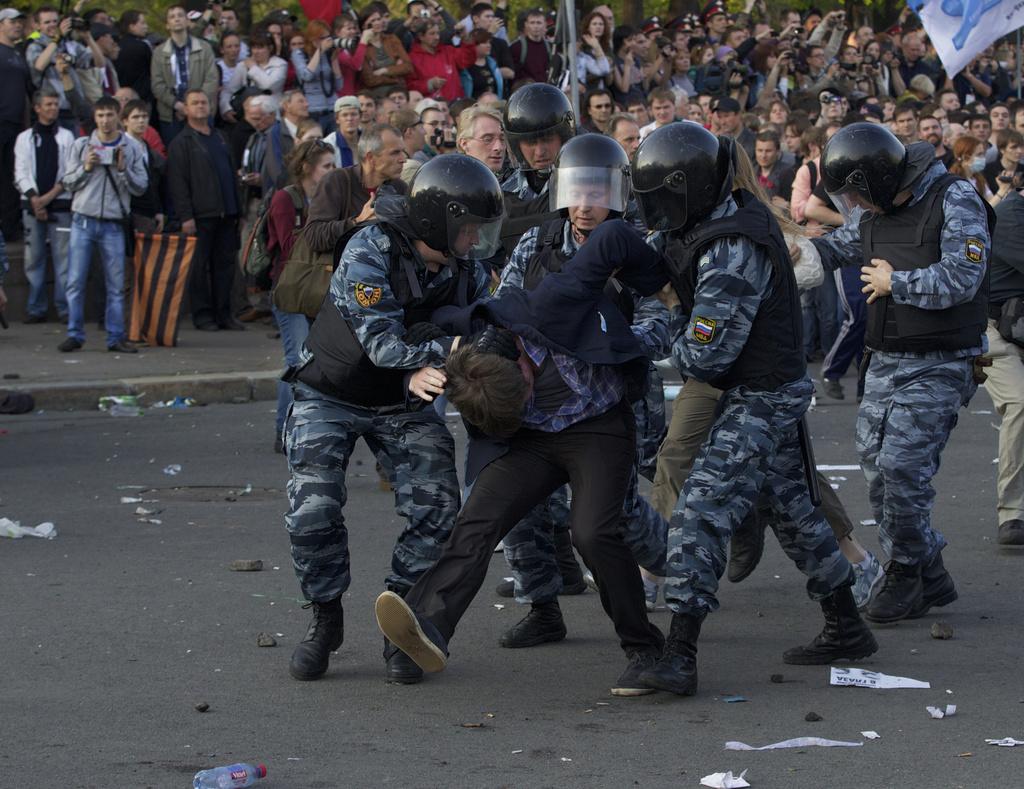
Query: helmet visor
550 166 630 213
826 167 882 213
447 213 503 260
826 191 873 225
633 170 689 232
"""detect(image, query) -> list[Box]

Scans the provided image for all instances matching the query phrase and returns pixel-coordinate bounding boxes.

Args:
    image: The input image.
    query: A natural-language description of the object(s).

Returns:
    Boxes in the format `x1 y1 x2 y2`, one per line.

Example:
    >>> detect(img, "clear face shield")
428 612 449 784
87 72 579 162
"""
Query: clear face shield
633 169 689 232
549 166 630 214
446 210 504 260
827 167 881 225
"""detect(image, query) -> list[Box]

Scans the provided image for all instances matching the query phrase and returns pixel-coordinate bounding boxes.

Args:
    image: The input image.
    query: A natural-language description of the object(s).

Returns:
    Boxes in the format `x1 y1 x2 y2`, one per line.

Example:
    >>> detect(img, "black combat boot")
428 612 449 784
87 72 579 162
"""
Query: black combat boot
636 612 704 696
783 584 879 664
865 560 923 623
908 551 958 618
381 586 425 683
289 598 344 681
555 528 588 594
495 578 515 597
727 507 767 583
384 638 424 684
498 600 567 648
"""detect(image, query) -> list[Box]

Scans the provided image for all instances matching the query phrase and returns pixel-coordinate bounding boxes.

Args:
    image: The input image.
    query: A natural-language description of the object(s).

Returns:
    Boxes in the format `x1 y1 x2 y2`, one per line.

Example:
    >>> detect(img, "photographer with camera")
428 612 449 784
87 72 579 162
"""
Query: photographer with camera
26 5 106 131
293 20 343 135
332 14 373 98
420 103 455 159
59 95 147 354
983 129 1024 202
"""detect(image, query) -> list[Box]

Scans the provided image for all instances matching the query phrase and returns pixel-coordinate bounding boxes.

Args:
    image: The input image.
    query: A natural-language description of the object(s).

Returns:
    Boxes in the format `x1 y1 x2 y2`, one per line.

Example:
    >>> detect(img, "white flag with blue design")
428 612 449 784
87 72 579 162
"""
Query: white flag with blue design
908 0 1024 76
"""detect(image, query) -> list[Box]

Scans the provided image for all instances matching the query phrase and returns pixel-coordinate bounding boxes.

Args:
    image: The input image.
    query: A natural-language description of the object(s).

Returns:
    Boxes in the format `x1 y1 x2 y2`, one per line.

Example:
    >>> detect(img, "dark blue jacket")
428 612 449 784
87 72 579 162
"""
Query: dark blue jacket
432 219 670 481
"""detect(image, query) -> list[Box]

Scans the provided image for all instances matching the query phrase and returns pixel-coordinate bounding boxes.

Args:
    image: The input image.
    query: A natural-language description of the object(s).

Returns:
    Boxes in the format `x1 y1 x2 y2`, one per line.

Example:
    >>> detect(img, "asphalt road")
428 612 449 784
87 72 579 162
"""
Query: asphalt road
2 382 1022 789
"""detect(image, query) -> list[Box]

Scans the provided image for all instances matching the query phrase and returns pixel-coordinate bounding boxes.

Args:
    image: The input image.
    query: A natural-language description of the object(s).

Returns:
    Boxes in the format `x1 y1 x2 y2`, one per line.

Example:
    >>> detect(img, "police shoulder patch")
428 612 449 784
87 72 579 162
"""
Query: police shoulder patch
698 252 713 269
354 282 383 308
692 315 717 344
965 237 984 263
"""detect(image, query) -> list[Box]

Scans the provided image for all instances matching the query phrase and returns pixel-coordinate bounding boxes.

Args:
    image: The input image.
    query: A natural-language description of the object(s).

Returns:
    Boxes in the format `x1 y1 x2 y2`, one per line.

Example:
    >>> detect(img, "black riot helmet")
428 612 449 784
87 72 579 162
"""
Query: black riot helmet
407 154 505 260
549 133 632 218
632 122 733 234
820 122 928 215
503 83 576 172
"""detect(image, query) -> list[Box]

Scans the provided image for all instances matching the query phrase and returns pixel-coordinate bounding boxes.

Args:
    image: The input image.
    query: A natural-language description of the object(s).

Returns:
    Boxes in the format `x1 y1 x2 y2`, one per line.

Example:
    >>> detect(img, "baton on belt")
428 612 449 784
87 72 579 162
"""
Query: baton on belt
797 416 821 508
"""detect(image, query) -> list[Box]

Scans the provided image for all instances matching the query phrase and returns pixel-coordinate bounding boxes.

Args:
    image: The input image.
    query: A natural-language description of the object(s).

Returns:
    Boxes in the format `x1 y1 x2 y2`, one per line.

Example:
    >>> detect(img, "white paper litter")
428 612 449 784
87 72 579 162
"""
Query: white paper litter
163 464 182 475
0 518 58 540
120 496 143 504
701 769 750 788
830 667 930 689
927 705 957 719
493 604 505 610
859 519 877 526
986 738 1024 747
861 731 881 740
726 737 862 751
816 464 860 471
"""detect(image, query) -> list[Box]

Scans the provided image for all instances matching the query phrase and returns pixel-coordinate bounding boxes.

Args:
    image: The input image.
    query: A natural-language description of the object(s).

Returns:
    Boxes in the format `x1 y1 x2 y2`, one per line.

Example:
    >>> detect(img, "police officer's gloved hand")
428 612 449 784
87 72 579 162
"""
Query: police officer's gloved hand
405 322 447 345
469 325 520 361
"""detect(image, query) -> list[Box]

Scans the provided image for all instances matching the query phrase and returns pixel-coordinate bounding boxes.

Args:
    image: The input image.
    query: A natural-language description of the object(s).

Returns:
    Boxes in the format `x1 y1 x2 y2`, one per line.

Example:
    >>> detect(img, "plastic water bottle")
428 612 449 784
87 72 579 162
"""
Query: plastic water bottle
192 762 267 788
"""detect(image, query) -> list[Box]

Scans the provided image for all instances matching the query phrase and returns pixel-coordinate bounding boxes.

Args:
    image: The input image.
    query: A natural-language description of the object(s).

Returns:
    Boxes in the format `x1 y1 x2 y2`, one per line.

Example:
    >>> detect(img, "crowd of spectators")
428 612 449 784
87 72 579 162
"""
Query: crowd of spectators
0 0 1021 358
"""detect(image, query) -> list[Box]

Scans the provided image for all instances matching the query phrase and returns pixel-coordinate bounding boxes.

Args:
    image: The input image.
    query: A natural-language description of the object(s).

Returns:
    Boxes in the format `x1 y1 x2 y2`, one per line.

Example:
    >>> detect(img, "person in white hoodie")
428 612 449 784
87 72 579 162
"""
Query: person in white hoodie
59 95 147 354
14 87 75 322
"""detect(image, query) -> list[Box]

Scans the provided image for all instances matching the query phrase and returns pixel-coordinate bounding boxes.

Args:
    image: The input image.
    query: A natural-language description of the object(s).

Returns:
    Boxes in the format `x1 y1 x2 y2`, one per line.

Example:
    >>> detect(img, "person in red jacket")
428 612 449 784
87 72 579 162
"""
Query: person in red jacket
406 18 475 103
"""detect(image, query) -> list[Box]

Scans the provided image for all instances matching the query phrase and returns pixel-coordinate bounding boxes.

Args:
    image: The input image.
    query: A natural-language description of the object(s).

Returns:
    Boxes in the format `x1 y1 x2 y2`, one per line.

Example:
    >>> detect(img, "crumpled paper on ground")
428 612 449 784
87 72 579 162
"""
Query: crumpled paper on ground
986 738 1024 747
0 517 57 539
725 737 862 751
927 704 957 719
830 667 930 689
701 769 750 788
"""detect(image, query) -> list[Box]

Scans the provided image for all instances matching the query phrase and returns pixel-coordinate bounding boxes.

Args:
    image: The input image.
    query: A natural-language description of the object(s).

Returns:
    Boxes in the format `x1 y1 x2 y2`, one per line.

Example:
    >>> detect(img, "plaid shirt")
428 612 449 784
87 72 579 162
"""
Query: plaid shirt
520 339 625 433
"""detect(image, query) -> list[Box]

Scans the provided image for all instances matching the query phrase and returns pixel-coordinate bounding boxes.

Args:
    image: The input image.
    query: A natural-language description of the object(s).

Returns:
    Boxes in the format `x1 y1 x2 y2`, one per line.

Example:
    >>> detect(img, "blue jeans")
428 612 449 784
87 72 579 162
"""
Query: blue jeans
65 214 126 346
273 304 310 433
22 210 71 318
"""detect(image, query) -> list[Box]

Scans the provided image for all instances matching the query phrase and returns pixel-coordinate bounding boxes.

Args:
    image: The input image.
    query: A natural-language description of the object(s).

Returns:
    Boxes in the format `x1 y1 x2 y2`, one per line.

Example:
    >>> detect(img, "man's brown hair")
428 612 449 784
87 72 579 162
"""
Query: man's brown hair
445 346 527 438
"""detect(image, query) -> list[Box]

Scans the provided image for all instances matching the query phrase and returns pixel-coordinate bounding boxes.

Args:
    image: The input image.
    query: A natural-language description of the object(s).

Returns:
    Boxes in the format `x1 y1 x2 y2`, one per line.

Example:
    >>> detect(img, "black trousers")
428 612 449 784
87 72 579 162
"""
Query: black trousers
0 121 23 240
189 216 239 327
404 401 664 654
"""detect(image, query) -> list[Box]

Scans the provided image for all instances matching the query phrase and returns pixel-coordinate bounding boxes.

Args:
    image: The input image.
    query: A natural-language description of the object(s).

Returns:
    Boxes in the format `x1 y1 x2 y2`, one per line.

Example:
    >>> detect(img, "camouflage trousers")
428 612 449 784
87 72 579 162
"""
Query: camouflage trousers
856 353 976 566
501 372 670 605
665 377 853 617
284 383 460 602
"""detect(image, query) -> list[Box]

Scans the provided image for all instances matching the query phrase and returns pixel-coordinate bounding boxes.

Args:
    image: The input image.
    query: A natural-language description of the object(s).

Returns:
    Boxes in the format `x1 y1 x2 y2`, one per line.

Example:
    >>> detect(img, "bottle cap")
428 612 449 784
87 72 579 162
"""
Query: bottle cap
257 764 268 778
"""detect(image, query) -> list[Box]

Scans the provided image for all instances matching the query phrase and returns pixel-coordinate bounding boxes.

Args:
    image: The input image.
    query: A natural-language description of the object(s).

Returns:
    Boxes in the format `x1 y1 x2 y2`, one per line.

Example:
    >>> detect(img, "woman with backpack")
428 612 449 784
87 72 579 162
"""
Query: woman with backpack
267 139 337 452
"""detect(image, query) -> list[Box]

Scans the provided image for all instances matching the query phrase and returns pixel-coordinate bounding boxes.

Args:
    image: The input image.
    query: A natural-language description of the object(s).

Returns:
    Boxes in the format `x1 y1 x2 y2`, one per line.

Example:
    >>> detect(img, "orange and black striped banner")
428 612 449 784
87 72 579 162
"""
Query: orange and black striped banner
128 233 197 347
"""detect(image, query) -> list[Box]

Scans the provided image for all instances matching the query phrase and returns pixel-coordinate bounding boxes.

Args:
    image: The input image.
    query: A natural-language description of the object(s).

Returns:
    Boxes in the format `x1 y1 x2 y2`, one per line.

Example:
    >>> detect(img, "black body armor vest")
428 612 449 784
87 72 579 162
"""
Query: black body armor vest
297 222 470 408
862 172 990 353
665 190 806 392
